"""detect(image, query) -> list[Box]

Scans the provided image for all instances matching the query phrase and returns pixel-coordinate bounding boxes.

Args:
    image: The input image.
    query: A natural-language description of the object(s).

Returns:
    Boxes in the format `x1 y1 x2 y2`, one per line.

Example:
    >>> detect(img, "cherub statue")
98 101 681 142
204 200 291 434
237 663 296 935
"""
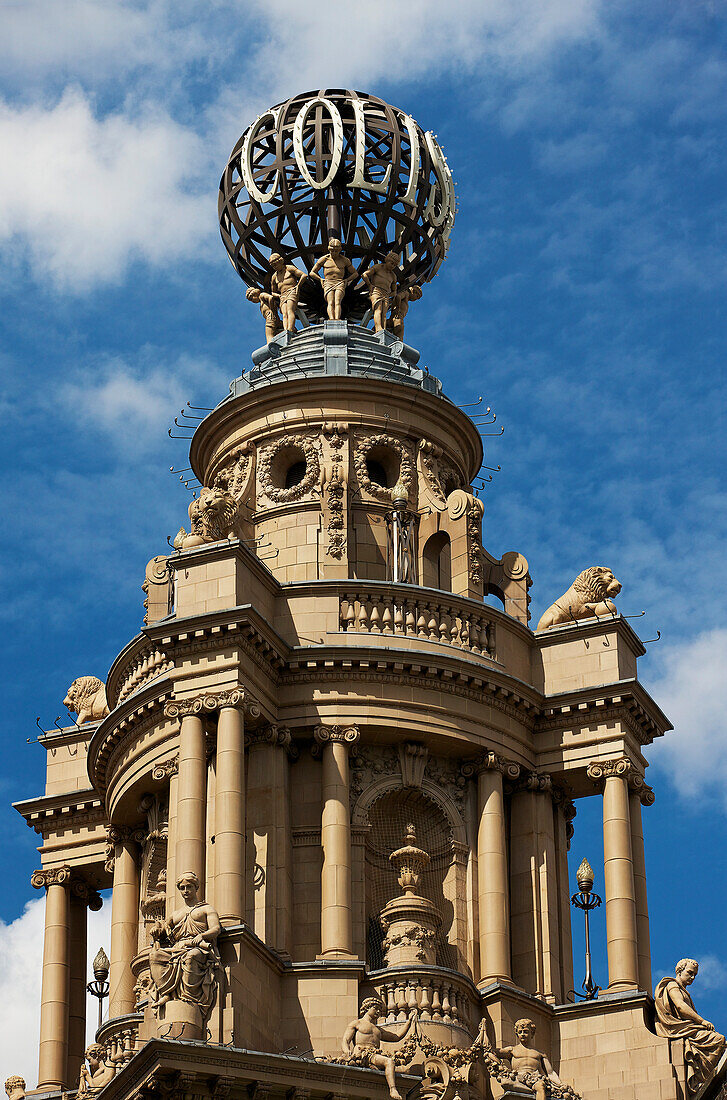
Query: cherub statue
269 253 307 332
390 283 423 340
310 238 358 320
655 959 726 1092
246 286 282 342
4 1077 25 1100
341 996 417 1100
78 1044 116 1094
362 251 399 333
148 871 221 1020
494 1019 566 1100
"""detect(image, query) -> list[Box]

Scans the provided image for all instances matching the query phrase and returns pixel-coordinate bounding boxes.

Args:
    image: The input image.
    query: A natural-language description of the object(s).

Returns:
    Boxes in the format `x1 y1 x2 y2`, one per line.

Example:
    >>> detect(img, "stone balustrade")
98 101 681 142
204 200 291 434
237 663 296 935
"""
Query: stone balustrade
95 1012 142 1070
116 646 173 705
365 964 480 1037
340 585 496 660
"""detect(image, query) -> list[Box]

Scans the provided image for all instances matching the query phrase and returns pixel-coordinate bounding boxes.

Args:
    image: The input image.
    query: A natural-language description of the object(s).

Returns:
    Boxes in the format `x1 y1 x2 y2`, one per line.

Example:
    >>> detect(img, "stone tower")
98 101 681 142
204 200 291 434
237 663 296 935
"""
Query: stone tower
13 90 724 1100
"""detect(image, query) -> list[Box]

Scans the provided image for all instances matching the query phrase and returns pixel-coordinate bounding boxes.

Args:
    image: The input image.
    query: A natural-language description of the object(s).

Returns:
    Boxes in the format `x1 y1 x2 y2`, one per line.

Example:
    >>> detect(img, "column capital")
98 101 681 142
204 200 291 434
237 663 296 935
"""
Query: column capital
247 724 298 758
31 865 71 890
514 770 552 793
629 773 656 806
103 824 145 874
461 749 520 780
164 688 259 719
70 876 103 911
313 724 360 751
587 757 653 802
151 757 179 781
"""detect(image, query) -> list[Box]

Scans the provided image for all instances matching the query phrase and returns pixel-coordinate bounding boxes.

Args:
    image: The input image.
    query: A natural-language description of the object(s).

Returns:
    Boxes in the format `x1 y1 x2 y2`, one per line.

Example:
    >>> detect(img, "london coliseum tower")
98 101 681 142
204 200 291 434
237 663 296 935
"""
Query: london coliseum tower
12 91 725 1100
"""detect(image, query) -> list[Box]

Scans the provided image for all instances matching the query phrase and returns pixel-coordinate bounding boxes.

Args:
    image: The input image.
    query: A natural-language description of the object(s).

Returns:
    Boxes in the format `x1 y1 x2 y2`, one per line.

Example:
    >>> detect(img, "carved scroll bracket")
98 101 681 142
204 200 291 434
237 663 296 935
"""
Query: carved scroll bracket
312 724 360 757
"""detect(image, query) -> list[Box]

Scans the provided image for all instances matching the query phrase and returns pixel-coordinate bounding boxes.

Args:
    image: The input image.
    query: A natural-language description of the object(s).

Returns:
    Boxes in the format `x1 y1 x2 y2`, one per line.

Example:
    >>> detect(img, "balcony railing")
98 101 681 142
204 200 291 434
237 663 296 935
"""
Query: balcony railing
115 645 173 705
340 585 496 661
364 964 480 1038
95 1012 143 1069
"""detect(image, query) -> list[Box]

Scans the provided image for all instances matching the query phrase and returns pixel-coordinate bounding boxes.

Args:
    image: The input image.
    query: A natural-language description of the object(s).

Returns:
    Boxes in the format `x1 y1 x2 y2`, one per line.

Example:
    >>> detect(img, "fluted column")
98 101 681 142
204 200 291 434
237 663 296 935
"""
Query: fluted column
629 781 654 993
588 759 639 992
314 724 360 958
32 866 71 1090
164 701 208 885
67 879 101 1086
215 696 247 925
108 829 141 1017
469 751 519 986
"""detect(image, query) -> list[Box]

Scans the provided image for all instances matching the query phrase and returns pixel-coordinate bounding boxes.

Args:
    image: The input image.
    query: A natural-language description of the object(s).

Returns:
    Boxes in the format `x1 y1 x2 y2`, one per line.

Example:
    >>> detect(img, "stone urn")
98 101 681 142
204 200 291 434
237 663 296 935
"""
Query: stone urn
380 824 442 966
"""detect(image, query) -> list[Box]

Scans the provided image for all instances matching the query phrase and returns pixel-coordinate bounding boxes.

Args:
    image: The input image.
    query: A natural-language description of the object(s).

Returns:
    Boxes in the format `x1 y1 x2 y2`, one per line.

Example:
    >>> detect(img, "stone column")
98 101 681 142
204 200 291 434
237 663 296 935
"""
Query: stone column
164 701 208 886
32 866 71 1090
246 724 294 952
470 752 519 986
314 724 360 958
629 781 654 993
554 795 576 1001
67 880 101 1087
108 828 141 1017
215 696 247 925
588 759 639 992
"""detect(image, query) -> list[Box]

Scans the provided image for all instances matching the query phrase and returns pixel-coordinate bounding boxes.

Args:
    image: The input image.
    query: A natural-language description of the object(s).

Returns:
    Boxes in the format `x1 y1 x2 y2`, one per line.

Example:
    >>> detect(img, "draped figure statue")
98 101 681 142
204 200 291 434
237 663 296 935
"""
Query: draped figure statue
654 959 725 1092
149 871 221 1020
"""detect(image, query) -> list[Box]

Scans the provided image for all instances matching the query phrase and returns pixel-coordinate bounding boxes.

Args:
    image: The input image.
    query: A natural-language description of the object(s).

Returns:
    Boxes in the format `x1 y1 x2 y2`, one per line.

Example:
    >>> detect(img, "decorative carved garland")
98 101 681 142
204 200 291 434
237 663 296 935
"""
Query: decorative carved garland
418 439 462 506
258 433 321 504
353 433 415 502
212 441 255 499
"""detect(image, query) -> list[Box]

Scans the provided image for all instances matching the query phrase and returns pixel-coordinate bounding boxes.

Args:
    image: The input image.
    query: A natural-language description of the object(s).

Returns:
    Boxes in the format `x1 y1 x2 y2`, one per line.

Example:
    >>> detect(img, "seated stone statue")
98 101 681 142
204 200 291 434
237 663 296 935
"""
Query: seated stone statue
495 1019 568 1100
655 959 726 1092
340 996 417 1100
148 870 221 1020
77 1044 116 1094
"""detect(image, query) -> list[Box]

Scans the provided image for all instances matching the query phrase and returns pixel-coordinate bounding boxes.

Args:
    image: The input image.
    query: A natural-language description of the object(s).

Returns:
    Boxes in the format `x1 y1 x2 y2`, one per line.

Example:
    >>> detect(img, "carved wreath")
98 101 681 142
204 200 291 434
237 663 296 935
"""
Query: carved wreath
354 433 415 503
257 434 321 504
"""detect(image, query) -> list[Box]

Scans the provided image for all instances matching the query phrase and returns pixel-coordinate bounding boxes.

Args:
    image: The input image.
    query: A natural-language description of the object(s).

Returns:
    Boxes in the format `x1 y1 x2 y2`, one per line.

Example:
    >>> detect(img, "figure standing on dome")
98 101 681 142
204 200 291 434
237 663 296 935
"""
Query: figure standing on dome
362 252 400 333
268 253 307 332
390 283 422 340
246 287 282 342
310 238 358 320
148 871 221 1020
655 959 725 1092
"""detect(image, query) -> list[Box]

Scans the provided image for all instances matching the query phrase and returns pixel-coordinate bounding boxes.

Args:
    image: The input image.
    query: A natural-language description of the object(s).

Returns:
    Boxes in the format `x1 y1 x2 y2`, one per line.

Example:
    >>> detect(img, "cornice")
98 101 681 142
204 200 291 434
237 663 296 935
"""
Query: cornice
536 679 671 745
89 680 173 798
14 789 106 838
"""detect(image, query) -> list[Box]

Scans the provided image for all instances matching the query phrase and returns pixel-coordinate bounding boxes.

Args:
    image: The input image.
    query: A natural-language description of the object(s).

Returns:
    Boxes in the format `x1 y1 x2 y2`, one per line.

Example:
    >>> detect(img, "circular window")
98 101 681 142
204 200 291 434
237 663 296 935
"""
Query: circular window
270 444 307 490
365 445 400 489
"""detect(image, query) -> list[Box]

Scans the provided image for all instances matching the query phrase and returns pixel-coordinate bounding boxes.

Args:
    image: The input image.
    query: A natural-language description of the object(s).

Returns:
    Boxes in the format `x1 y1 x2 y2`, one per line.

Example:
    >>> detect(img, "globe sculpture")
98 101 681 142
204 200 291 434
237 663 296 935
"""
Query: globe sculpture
218 88 456 322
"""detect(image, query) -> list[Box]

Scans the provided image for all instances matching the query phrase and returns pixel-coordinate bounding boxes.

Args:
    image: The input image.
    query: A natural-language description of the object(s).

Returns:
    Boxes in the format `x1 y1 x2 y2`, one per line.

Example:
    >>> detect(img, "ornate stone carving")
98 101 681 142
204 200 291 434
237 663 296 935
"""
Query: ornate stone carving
426 755 469 810
70 876 103 910
173 486 239 551
446 490 484 587
323 469 346 558
586 757 631 786
350 744 399 804
4 1079 24 1100
104 825 146 875
492 1019 580 1100
380 825 441 967
460 750 521 782
322 996 418 1099
163 689 256 719
654 960 726 1093
537 567 622 631
143 556 172 625
269 253 307 332
257 433 321 504
152 758 179 782
313 724 360 753
211 441 255 501
31 866 71 890
417 440 461 511
78 1045 117 1095
353 433 414 504
398 741 428 788
245 287 282 342
311 239 358 321
362 252 399 332
63 676 109 725
148 870 221 1023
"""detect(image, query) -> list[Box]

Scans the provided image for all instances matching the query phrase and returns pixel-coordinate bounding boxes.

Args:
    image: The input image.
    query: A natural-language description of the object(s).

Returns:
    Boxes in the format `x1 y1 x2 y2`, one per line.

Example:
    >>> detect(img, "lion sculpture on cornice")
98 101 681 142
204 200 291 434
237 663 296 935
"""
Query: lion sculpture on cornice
63 676 110 724
537 567 622 632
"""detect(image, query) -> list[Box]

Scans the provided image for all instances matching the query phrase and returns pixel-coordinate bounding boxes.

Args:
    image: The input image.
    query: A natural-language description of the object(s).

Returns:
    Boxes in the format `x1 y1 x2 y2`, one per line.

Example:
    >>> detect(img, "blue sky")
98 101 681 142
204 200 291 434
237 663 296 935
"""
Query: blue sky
1 0 726 1074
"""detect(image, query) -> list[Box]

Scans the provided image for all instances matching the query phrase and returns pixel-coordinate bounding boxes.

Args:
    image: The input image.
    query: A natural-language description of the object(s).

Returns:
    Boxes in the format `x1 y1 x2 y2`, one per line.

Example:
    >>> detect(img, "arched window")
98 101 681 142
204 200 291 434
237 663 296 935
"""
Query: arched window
422 531 452 592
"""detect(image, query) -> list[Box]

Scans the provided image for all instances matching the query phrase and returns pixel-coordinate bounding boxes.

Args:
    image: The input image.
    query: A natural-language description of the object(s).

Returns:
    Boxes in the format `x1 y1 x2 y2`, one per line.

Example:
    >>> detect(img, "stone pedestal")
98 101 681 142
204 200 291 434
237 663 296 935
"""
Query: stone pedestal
155 999 205 1041
380 825 442 966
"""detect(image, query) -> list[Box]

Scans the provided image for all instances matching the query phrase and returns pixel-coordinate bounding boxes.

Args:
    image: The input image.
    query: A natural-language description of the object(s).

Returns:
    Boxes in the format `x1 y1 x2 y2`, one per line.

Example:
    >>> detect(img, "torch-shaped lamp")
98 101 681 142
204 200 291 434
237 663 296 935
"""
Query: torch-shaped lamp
570 858 602 1000
86 947 110 1029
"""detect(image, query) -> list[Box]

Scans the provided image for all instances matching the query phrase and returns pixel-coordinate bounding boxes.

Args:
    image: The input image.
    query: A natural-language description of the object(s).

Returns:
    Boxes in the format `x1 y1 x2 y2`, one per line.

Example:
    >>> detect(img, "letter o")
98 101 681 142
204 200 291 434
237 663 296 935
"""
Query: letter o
292 97 344 190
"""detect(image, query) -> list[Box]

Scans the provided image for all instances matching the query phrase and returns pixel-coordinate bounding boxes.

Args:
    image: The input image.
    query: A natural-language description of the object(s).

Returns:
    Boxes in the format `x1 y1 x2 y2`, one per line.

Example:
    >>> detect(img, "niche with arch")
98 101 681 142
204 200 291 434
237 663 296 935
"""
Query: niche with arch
422 530 452 592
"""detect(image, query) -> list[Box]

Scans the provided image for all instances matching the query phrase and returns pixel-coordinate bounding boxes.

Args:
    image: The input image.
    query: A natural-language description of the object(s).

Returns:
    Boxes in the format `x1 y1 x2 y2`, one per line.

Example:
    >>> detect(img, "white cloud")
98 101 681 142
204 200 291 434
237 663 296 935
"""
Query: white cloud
59 352 225 448
647 629 727 810
0 90 210 290
0 896 111 1088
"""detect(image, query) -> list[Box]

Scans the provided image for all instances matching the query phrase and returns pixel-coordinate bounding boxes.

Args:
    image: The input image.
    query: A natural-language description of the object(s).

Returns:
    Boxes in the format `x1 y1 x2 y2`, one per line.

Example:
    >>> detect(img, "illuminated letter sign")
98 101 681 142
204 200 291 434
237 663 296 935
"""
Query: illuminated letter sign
350 100 392 194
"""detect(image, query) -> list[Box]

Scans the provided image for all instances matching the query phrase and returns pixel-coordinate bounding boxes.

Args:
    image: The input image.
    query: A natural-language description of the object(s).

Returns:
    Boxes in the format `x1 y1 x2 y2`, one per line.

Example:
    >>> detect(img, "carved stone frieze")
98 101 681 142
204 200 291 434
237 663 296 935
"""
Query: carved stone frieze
257 433 321 504
31 866 71 890
350 744 399 804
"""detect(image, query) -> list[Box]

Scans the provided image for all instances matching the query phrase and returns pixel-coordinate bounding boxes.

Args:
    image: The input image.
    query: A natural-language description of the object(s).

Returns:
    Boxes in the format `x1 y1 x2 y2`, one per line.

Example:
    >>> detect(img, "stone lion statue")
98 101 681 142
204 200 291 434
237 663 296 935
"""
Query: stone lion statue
537 567 622 632
63 676 110 724
173 486 238 550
